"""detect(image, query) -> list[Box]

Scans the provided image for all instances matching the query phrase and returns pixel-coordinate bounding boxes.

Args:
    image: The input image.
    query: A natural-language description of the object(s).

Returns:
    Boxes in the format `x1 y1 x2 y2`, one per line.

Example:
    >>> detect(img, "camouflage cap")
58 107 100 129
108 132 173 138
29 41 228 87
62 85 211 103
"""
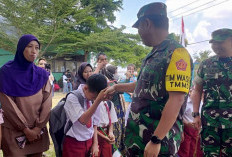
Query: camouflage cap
209 28 232 43
132 2 167 28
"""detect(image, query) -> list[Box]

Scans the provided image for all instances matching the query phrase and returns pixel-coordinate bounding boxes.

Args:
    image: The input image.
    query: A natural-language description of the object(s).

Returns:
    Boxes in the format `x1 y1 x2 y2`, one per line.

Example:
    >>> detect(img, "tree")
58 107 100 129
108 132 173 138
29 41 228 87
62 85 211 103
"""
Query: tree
79 0 123 33
0 0 149 68
192 50 212 79
169 33 188 46
0 0 122 53
193 50 212 63
81 26 150 67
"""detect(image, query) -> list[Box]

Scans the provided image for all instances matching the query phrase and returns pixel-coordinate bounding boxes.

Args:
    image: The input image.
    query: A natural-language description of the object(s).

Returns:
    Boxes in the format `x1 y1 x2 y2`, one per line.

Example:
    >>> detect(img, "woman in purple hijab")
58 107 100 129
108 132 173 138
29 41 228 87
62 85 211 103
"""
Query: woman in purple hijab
0 34 52 157
75 62 93 89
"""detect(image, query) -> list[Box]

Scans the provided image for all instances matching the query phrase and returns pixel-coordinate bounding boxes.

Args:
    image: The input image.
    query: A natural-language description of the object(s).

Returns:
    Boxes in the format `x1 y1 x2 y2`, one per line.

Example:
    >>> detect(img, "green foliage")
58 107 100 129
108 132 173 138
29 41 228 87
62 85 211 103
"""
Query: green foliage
0 31 17 52
169 33 188 46
0 0 149 68
82 26 150 67
80 0 123 30
193 50 212 79
193 50 212 63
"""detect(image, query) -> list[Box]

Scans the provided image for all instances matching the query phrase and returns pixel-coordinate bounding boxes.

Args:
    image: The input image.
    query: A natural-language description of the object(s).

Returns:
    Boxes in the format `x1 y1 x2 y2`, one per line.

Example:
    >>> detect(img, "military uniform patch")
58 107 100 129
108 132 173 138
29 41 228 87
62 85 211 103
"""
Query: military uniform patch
165 48 191 93
176 59 187 71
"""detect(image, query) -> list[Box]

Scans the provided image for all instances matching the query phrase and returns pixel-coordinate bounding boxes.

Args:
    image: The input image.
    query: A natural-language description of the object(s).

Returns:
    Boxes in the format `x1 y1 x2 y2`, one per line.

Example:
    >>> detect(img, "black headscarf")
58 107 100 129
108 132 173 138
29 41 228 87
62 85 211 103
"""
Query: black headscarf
101 65 117 81
76 62 93 88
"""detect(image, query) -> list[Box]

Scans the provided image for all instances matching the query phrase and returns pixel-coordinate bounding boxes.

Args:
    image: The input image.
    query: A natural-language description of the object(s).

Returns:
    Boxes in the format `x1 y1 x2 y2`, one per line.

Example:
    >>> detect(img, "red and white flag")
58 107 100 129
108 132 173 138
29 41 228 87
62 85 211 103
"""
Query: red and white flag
180 16 186 47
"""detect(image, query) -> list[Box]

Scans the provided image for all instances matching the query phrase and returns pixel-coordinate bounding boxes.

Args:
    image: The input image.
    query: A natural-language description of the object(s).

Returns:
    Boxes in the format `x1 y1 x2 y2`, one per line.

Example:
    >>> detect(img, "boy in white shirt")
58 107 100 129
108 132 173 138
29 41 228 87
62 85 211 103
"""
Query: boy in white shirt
97 100 118 157
178 87 203 157
63 74 107 157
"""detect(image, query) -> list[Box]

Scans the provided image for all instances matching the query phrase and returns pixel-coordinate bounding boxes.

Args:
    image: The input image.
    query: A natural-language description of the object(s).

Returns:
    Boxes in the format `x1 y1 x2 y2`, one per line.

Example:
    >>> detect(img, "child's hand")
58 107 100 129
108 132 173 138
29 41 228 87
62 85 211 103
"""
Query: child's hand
97 61 105 70
96 88 107 101
107 133 115 144
91 143 99 157
104 136 112 144
181 132 184 143
125 71 132 79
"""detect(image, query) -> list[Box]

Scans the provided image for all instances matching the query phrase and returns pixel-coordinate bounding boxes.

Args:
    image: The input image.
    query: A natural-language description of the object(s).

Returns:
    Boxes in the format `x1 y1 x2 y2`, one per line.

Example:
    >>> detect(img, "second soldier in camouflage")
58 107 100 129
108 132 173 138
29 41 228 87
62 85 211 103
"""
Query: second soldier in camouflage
193 28 232 156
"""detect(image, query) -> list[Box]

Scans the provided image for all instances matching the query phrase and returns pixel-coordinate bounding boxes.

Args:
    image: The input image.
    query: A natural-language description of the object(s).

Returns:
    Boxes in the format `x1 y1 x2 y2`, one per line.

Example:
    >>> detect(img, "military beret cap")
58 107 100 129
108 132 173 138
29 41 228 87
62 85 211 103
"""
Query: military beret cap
209 28 232 43
133 2 167 28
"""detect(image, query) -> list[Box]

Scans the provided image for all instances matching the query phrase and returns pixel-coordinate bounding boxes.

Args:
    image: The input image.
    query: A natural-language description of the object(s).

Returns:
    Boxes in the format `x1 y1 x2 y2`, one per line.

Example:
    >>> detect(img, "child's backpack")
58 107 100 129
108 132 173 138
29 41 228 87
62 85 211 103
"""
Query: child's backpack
49 91 84 157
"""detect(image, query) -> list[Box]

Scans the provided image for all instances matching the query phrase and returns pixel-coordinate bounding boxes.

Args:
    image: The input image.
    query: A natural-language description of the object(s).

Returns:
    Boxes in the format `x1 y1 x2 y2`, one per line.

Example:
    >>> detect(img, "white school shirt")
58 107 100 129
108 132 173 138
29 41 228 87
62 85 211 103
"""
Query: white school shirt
64 84 100 141
63 75 67 83
183 96 203 123
98 101 118 127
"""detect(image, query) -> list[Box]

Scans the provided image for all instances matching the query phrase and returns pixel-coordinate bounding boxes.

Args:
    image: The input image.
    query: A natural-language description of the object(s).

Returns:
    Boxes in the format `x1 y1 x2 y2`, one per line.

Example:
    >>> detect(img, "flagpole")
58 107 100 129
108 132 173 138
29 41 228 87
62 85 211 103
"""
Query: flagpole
180 16 186 47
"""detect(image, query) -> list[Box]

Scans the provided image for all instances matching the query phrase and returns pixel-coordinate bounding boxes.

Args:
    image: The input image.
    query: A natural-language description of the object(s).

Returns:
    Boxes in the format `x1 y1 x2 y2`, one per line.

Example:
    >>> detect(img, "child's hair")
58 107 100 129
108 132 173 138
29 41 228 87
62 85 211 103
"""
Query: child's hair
127 64 136 70
86 74 107 93
96 52 106 61
37 57 46 65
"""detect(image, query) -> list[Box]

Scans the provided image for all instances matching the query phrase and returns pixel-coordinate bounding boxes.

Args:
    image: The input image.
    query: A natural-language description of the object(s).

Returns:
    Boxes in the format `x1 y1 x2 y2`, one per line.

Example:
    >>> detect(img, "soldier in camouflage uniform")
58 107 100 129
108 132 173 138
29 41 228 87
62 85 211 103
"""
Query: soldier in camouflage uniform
193 28 232 157
104 2 192 157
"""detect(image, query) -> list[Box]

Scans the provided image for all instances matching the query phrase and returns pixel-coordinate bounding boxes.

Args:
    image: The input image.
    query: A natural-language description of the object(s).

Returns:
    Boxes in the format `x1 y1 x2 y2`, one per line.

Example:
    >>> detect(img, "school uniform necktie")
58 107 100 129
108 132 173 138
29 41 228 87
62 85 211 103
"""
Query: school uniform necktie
86 100 92 128
104 102 111 125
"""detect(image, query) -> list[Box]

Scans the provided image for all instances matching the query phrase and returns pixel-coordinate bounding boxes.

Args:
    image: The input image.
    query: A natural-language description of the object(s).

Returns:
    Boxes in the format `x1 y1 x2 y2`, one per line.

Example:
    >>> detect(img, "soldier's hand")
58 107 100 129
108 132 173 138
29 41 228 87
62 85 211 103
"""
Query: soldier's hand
144 141 161 157
104 86 116 99
193 116 201 130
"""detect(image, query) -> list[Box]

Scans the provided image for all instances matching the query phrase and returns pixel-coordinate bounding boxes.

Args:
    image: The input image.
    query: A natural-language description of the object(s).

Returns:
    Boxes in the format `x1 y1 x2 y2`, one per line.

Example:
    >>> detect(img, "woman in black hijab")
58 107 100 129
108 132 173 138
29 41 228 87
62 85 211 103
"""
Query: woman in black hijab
102 65 126 153
75 62 93 89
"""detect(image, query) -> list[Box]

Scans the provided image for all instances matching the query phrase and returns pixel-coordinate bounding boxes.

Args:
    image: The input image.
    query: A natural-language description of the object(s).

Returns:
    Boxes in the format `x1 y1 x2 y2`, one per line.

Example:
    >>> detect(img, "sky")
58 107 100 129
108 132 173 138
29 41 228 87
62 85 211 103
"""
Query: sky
113 0 232 57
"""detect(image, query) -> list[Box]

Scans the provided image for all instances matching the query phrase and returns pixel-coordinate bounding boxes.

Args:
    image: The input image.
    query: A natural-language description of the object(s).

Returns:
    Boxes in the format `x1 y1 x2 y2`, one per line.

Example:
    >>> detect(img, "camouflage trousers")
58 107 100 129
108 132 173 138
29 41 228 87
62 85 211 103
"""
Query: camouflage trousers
201 127 232 157
124 110 182 157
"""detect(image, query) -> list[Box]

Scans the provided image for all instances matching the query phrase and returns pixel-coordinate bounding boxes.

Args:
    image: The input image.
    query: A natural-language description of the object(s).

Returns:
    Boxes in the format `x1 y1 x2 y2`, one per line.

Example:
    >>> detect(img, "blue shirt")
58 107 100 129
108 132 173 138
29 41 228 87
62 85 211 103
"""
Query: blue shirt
122 76 137 102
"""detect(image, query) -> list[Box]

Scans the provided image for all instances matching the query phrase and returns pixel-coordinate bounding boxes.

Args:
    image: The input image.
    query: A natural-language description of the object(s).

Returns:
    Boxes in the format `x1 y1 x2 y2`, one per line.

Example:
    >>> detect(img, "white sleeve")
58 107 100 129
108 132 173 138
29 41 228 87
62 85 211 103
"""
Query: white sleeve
110 102 118 123
93 105 101 126
64 94 85 123
63 75 67 82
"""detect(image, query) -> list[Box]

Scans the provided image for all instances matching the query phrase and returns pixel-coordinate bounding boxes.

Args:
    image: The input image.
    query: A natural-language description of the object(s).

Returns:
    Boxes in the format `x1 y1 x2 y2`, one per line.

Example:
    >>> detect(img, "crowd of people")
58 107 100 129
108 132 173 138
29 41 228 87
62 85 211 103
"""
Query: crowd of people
0 2 232 157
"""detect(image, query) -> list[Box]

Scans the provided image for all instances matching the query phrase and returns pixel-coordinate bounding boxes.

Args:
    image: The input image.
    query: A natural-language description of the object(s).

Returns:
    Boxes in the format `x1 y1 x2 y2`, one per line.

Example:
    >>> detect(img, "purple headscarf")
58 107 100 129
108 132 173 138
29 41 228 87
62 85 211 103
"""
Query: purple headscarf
0 34 49 97
76 62 93 87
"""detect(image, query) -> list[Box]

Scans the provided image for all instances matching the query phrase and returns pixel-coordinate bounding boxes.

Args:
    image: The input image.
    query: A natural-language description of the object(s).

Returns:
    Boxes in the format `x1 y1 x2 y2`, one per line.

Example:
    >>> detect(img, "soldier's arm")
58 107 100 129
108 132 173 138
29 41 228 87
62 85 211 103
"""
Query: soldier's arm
114 82 136 93
153 91 185 140
191 83 203 129
192 60 204 129
154 47 192 140
104 82 136 99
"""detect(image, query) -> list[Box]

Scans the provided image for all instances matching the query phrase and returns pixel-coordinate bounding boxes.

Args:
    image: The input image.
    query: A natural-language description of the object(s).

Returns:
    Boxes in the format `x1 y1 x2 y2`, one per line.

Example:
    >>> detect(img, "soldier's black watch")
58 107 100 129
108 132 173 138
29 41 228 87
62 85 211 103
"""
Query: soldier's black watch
150 135 162 144
192 112 200 118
